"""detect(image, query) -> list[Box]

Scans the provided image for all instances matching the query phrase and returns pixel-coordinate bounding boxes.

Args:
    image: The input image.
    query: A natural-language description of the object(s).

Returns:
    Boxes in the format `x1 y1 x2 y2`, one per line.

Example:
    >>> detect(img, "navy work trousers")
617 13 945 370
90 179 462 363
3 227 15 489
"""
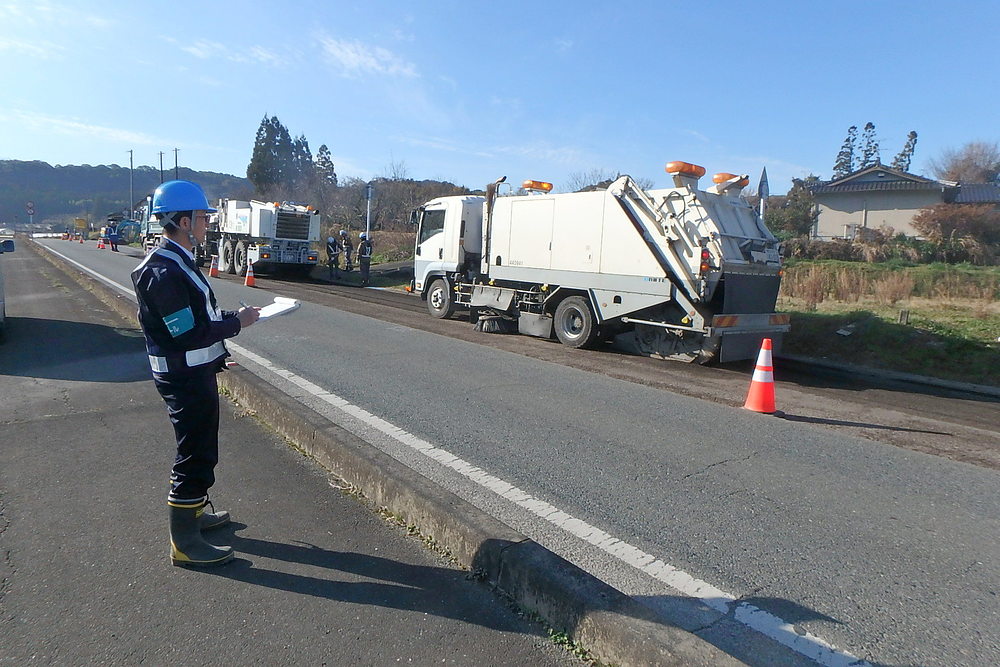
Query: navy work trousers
153 370 220 505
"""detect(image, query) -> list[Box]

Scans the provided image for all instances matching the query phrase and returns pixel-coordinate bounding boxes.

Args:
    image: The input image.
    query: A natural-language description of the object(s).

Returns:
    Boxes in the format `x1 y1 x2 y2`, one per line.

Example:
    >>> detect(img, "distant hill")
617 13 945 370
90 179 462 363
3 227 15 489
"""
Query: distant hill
0 160 252 228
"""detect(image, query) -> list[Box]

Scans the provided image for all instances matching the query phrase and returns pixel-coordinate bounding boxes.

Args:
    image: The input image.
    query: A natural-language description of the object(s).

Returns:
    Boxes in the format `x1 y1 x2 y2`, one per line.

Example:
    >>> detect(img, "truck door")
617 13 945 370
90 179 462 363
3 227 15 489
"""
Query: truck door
413 205 448 291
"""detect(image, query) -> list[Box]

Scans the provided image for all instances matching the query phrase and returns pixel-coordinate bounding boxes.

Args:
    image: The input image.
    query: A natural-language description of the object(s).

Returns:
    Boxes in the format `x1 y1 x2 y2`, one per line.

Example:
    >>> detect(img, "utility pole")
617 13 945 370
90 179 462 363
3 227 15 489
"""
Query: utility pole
365 181 374 236
128 150 134 219
173 148 179 179
159 152 164 183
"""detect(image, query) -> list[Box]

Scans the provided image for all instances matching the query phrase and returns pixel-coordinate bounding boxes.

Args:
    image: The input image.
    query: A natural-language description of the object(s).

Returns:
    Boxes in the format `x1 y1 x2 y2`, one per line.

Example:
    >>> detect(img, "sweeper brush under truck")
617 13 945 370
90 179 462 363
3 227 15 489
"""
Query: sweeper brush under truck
411 162 789 364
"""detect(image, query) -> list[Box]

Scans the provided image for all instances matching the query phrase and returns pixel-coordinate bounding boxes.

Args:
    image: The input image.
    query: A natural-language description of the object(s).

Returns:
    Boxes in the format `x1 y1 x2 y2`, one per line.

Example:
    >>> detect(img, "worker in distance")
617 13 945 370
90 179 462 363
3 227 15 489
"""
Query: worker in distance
131 179 260 568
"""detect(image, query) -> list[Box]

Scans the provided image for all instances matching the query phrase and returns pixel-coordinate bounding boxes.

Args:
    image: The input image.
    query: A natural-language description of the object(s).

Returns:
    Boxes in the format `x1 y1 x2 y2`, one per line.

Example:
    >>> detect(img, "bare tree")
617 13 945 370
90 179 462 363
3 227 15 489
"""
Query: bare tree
563 169 654 192
927 141 1000 183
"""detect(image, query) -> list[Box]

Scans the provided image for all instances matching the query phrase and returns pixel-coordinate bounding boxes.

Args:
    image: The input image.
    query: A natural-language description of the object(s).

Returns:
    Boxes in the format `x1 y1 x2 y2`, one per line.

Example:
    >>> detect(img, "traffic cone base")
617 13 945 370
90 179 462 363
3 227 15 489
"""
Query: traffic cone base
743 338 776 414
244 260 256 287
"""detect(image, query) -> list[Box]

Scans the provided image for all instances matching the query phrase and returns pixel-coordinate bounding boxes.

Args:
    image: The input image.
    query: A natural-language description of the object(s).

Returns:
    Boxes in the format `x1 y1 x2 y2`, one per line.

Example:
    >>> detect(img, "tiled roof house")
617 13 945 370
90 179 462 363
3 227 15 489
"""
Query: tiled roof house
808 164 962 239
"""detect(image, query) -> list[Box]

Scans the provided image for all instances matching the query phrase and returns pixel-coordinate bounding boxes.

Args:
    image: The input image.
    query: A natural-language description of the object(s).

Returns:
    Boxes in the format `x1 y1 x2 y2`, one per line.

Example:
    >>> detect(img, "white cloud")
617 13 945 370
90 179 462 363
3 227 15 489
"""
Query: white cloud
683 129 711 143
0 37 64 59
493 142 585 165
0 2 111 28
554 38 573 53
394 135 493 159
4 110 171 146
316 35 417 78
170 38 287 66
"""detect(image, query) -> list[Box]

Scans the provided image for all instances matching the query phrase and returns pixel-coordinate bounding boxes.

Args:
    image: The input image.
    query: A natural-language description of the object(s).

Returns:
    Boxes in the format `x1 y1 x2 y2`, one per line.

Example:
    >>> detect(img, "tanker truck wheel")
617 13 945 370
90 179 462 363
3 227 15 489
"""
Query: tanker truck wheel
220 238 237 274
426 278 455 319
234 241 248 277
554 296 599 348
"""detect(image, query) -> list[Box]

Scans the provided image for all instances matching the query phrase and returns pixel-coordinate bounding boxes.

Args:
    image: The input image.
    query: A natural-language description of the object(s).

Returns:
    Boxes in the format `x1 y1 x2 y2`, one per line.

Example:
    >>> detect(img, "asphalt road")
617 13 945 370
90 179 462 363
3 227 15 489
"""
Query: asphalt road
0 242 577 666
22 239 1000 667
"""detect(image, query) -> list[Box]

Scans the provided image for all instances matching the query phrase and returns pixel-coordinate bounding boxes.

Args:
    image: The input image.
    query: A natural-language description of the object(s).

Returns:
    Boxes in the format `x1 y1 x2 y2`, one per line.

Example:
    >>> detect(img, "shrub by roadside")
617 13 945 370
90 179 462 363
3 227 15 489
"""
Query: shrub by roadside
778 260 999 386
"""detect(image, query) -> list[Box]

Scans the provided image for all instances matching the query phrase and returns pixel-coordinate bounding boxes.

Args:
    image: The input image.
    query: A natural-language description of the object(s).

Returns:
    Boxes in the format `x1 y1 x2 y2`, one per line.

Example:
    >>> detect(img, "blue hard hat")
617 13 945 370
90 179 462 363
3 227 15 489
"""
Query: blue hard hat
151 180 217 214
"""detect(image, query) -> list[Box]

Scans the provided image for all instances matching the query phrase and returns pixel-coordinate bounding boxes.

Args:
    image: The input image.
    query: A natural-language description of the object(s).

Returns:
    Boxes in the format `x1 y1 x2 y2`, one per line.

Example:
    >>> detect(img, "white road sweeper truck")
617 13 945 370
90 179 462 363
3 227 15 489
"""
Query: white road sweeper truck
411 162 789 363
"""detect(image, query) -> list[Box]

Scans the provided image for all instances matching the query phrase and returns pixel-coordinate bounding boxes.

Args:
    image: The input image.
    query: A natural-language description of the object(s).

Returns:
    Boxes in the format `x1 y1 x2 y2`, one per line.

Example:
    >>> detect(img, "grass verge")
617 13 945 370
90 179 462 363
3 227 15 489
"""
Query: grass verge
778 296 999 386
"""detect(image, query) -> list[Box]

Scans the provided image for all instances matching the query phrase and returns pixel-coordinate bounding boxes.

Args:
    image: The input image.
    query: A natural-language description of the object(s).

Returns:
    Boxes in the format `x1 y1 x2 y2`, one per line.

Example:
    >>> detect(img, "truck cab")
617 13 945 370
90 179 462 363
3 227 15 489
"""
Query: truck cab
412 195 484 293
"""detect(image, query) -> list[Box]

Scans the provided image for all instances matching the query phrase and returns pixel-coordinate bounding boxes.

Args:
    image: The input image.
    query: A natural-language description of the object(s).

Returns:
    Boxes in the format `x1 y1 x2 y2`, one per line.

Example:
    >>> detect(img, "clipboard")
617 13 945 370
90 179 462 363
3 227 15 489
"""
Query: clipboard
257 296 300 320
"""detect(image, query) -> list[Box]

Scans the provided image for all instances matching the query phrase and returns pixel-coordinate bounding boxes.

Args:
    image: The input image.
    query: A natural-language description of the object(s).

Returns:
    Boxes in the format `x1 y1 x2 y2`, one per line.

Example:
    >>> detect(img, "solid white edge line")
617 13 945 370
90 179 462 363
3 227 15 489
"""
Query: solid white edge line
39 242 136 297
37 241 868 667
227 340 869 667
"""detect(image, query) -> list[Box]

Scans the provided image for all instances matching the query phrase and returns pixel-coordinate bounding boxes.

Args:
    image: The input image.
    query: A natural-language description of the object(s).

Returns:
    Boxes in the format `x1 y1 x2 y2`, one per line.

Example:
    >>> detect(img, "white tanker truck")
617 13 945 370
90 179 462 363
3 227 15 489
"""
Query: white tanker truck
411 161 788 363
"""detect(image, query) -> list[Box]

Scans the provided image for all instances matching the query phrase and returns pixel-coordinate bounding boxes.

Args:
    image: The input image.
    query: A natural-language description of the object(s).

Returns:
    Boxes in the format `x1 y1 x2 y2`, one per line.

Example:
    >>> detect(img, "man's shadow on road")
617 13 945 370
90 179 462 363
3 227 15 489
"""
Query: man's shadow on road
202 525 539 634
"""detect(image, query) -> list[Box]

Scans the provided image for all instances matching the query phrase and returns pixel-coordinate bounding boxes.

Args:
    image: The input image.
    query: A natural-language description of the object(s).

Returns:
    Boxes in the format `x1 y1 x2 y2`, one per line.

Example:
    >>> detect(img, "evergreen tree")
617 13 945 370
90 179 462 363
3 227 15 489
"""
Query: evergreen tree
314 144 338 188
859 122 880 168
891 131 918 172
832 125 858 179
763 176 820 238
291 134 314 190
246 114 283 195
246 115 307 197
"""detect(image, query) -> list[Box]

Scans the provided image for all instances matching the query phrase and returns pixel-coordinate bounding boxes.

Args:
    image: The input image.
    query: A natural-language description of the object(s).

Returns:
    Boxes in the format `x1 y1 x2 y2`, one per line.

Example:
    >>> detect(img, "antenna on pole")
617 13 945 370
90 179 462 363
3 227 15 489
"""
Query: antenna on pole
757 167 769 220
173 148 179 179
159 152 164 183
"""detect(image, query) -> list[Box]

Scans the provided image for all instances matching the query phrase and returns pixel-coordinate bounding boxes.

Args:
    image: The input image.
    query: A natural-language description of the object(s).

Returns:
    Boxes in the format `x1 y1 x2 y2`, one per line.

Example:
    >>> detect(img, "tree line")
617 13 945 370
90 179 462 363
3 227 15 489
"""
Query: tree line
245 115 468 236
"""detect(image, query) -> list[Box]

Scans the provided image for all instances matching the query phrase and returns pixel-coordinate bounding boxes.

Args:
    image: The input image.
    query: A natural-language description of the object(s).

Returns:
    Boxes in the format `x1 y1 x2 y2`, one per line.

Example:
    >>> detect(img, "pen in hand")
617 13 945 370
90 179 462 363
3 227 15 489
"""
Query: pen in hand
237 300 260 327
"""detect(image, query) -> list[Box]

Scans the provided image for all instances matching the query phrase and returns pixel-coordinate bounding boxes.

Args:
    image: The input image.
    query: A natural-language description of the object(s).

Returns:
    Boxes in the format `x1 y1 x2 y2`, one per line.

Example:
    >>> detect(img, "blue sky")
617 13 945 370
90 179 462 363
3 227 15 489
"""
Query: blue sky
1 1 997 195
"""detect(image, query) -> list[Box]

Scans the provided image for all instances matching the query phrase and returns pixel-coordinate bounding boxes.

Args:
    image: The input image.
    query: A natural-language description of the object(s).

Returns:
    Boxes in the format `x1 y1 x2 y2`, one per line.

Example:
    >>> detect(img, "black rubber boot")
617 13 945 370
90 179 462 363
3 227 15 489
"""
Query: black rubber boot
170 504 234 567
197 500 231 532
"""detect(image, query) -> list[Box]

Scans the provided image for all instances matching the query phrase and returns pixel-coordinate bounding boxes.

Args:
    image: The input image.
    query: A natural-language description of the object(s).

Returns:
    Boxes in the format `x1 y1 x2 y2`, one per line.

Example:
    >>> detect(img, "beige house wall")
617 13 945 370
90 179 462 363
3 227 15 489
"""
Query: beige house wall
814 190 943 238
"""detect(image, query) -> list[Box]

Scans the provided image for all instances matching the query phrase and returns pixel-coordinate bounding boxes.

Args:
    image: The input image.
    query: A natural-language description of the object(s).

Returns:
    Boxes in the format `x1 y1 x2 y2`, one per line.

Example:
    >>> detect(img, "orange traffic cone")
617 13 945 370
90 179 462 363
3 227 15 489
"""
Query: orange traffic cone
208 254 219 278
244 259 256 287
97 237 105 249
743 338 776 414
79 235 84 244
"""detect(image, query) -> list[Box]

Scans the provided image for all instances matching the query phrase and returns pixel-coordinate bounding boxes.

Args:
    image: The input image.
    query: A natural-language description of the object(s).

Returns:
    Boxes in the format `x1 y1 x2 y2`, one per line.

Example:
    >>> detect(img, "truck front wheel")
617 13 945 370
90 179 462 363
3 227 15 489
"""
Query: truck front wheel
427 279 455 319
554 296 599 348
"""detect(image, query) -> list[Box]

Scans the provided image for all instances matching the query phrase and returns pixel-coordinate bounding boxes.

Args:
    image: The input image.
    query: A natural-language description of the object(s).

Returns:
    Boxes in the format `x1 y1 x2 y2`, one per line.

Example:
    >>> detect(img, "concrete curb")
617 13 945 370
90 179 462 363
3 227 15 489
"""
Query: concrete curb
30 239 742 666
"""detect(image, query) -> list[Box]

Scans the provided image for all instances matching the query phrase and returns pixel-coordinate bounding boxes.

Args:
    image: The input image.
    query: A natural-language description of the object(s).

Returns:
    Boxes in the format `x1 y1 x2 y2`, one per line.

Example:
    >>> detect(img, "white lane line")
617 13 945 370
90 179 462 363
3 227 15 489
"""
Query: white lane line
39 243 137 296
36 242 868 667
227 341 869 667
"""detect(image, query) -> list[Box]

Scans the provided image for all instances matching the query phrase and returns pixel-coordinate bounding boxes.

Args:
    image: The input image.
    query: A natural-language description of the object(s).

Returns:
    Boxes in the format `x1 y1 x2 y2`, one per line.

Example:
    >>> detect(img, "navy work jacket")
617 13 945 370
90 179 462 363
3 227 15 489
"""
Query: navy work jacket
131 237 241 376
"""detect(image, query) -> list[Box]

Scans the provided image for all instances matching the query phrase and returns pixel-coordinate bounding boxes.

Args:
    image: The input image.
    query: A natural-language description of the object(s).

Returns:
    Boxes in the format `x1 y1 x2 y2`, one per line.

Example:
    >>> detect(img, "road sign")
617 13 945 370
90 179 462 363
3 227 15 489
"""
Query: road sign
26 200 35 216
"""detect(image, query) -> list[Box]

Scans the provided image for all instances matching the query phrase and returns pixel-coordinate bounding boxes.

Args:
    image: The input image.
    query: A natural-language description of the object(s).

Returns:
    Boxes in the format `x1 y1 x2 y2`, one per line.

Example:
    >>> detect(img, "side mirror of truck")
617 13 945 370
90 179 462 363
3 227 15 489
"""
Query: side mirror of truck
410 209 421 226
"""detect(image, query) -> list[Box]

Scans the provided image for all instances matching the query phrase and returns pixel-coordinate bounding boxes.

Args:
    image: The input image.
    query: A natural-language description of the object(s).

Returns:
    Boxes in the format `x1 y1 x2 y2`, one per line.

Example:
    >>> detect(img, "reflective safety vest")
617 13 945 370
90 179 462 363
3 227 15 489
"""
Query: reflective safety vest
358 240 373 260
131 238 240 375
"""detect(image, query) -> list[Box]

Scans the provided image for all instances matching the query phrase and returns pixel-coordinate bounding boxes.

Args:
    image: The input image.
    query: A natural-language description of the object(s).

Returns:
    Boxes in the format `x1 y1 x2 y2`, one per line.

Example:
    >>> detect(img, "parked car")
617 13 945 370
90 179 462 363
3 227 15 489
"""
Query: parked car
0 237 15 341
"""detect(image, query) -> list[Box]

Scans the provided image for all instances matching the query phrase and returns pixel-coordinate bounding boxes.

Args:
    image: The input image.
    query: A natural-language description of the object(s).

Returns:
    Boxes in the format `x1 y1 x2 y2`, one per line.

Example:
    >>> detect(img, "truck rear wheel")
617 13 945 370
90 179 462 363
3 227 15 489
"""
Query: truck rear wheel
234 241 248 277
554 296 599 348
427 278 455 319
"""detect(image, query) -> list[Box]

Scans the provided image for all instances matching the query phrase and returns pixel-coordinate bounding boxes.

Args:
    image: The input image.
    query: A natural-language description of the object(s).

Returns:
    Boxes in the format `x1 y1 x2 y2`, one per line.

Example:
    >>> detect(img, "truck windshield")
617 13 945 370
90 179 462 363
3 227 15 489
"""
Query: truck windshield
419 209 446 244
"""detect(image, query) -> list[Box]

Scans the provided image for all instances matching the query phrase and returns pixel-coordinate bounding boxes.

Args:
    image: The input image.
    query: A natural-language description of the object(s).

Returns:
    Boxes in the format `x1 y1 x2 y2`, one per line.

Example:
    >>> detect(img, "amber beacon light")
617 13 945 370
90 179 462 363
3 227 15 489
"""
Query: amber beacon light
712 172 750 187
522 180 553 192
665 161 706 178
